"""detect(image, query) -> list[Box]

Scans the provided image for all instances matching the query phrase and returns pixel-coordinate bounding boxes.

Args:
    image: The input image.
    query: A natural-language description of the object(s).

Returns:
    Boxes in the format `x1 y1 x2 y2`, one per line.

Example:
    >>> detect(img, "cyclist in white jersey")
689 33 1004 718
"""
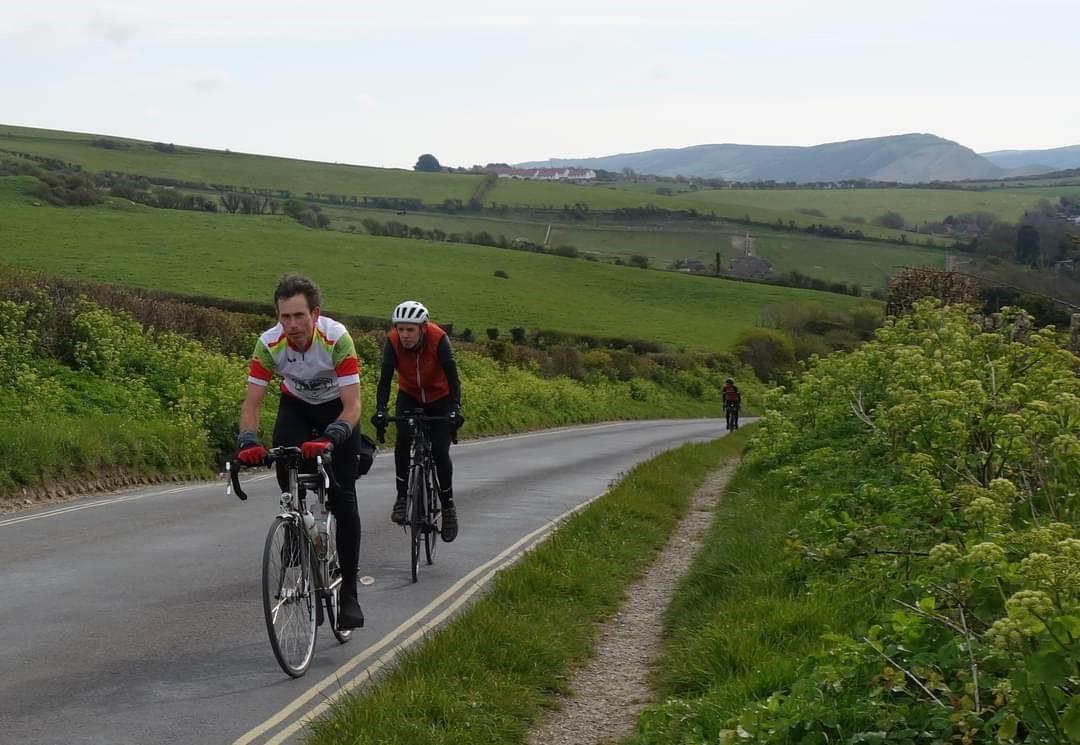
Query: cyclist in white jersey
235 274 366 629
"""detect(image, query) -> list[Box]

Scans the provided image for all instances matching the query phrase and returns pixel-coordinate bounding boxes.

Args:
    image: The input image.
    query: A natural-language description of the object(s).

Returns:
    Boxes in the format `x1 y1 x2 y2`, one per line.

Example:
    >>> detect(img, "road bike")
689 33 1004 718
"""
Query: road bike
725 401 740 431
378 411 454 583
227 446 351 677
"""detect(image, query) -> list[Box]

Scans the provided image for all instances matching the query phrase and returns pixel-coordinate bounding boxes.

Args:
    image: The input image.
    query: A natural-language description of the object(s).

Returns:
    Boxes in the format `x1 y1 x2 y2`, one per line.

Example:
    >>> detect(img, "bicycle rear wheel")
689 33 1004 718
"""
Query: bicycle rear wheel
324 512 352 644
262 516 317 678
424 464 440 565
408 465 423 583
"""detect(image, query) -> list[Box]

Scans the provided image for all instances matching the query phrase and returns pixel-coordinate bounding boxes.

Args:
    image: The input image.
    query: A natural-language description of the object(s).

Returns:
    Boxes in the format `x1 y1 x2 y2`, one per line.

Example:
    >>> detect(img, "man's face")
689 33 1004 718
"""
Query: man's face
396 323 423 349
277 294 318 349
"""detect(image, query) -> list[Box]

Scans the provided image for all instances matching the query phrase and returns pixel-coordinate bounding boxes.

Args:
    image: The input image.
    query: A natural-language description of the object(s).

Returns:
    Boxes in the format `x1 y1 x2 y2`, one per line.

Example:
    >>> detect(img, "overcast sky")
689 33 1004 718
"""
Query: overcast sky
2 1 1077 169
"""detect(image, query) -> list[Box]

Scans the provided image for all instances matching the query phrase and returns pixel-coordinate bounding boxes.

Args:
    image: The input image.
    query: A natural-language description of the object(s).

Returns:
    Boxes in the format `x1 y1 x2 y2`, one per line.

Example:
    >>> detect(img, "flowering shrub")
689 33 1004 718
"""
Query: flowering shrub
686 301 1080 743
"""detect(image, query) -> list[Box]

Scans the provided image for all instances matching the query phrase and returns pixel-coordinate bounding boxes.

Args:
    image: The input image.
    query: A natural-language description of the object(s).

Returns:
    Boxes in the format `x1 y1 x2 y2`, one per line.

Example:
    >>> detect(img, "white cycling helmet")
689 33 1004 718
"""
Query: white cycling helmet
392 300 429 325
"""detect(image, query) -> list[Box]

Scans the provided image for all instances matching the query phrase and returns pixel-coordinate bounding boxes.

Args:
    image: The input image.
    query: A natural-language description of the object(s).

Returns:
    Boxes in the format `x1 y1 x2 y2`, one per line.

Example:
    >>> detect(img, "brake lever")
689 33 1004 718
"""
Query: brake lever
317 454 331 490
226 461 248 501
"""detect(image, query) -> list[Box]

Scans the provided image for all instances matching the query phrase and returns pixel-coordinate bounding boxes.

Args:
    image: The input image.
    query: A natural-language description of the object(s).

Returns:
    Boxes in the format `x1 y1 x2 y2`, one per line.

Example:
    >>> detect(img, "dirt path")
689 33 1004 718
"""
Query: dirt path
526 464 736 745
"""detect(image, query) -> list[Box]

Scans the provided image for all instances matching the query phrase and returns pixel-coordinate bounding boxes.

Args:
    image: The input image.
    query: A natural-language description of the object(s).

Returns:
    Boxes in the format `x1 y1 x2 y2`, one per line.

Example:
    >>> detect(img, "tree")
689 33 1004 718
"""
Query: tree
629 254 650 269
219 192 242 214
872 210 906 230
1015 224 1041 266
414 154 441 172
732 328 795 381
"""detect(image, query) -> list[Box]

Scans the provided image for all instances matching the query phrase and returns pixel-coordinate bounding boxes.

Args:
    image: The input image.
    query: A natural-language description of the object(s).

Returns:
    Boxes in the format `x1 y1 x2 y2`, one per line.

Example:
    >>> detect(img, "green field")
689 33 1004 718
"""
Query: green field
671 186 1074 224
488 178 933 243
312 204 943 288
0 124 481 203
0 177 860 350
4 124 943 246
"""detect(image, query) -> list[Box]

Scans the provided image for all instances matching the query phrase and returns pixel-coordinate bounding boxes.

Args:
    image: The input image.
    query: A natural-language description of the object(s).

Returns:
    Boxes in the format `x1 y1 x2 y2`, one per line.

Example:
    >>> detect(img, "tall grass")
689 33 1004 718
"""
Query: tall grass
306 431 751 745
630 463 876 743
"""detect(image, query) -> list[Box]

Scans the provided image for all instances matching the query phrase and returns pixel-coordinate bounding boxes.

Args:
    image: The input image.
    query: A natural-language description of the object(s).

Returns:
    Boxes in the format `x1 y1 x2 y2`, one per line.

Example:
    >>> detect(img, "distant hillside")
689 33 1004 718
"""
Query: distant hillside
980 144 1080 172
518 134 1010 184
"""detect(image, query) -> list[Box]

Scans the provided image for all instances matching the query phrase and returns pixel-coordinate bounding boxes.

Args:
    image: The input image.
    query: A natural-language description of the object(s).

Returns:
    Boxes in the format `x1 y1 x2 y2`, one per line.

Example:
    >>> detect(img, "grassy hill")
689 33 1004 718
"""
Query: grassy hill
0 124 481 203
6 122 994 306
981 143 1080 171
1 123 944 247
517 133 1008 183
0 176 861 350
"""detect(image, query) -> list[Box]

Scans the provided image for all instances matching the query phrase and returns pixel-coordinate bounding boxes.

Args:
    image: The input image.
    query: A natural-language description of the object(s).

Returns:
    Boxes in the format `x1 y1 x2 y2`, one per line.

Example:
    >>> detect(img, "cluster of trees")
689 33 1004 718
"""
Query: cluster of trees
871 210 905 229
731 301 883 381
0 156 331 227
98 173 217 212
0 157 100 206
89 137 130 150
0 149 83 172
864 200 1080 270
773 269 873 297
960 200 1079 267
283 199 330 228
0 159 39 178
33 169 101 206
92 138 176 154
352 216 584 259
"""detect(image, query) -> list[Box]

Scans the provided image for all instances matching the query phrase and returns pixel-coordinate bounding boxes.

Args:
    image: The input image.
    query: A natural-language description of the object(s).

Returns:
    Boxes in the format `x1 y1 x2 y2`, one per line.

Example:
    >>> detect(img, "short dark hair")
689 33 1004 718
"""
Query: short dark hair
274 273 322 312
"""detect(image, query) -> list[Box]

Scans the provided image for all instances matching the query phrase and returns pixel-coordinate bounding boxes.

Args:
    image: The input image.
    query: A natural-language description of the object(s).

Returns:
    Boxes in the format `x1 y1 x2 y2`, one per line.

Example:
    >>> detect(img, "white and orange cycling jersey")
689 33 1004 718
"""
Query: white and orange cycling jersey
247 315 360 404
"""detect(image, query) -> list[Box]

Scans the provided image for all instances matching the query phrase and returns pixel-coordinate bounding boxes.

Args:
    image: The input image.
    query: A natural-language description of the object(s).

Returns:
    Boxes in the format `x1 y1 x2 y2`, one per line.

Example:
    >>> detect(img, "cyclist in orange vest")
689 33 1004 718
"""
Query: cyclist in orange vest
371 301 463 542
722 378 741 429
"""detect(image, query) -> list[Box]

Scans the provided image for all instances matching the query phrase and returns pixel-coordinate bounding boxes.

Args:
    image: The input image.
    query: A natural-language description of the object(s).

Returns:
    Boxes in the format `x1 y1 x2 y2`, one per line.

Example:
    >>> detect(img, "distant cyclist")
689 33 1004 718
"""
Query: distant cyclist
235 273 366 629
722 378 741 430
371 301 464 542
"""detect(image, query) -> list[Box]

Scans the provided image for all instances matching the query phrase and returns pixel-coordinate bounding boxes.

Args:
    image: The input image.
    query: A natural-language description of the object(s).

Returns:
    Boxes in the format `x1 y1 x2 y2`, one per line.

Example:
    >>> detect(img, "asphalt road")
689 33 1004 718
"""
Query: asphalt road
0 418 731 745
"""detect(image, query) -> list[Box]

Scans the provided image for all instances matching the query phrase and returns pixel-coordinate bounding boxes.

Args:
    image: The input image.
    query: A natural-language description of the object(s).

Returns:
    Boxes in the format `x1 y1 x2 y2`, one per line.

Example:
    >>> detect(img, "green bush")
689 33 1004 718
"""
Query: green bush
646 300 1080 743
732 327 796 381
0 295 738 496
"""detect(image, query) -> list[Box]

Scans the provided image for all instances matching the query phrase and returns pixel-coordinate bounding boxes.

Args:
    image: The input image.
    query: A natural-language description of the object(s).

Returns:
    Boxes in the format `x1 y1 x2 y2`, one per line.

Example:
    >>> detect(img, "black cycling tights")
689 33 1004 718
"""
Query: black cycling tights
273 394 361 587
394 391 453 498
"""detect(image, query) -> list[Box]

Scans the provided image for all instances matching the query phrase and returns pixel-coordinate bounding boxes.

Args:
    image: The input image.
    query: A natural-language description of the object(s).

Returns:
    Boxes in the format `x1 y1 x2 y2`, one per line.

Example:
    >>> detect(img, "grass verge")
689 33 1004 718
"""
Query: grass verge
305 428 753 745
629 460 879 744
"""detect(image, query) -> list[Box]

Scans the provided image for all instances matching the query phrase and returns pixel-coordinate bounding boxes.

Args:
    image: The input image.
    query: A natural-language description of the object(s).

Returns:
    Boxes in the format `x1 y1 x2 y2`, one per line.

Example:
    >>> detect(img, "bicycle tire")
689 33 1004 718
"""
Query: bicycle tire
424 463 439 565
324 511 352 644
262 516 317 678
408 464 423 583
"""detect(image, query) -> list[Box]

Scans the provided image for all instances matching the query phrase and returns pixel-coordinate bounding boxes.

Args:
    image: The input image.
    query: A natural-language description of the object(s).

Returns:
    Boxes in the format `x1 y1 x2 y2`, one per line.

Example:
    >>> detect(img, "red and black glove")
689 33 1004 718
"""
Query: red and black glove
300 438 332 459
237 443 268 466
301 420 353 459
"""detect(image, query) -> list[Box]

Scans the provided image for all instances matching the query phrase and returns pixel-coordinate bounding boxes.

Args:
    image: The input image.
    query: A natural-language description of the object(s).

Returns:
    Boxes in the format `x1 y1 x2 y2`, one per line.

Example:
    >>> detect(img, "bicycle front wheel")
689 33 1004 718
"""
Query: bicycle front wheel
408 466 423 583
262 516 317 678
424 465 440 566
